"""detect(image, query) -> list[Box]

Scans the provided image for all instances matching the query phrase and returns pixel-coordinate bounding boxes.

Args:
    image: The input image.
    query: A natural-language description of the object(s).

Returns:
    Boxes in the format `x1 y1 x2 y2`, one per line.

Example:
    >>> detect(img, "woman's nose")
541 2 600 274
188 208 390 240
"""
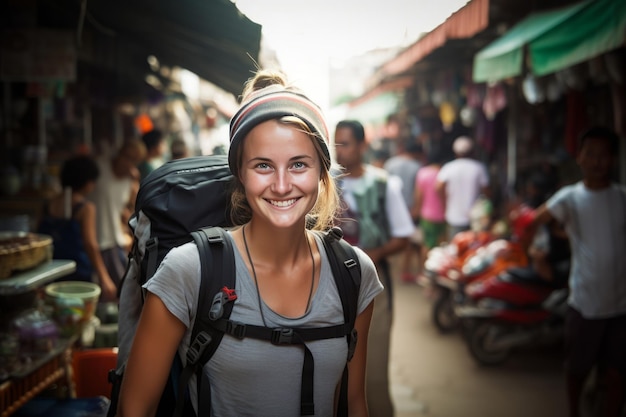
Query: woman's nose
272 169 292 194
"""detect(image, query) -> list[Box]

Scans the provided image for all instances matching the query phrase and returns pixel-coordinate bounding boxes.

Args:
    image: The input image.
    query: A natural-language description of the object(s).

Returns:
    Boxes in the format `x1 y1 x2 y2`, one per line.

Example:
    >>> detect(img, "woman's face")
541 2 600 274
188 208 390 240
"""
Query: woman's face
239 120 321 229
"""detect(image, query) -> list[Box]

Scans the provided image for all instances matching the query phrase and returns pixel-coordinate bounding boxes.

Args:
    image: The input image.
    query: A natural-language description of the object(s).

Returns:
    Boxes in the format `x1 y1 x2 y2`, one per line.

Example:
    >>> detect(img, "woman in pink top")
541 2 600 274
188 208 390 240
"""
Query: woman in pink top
412 150 447 266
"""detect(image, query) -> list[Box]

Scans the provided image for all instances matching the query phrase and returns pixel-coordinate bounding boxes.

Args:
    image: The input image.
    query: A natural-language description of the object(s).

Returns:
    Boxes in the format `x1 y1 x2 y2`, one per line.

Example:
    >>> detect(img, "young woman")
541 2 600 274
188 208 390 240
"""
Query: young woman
117 70 383 417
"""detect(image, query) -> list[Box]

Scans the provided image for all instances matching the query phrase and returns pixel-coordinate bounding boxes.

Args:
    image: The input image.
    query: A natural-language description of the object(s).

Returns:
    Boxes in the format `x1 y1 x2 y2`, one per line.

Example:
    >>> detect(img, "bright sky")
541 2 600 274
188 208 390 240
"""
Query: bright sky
234 0 469 111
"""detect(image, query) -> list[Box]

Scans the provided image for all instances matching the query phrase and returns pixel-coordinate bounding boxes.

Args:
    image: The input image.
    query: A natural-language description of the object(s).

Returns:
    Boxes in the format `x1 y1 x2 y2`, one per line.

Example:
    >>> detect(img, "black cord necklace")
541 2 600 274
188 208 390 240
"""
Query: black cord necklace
242 224 315 325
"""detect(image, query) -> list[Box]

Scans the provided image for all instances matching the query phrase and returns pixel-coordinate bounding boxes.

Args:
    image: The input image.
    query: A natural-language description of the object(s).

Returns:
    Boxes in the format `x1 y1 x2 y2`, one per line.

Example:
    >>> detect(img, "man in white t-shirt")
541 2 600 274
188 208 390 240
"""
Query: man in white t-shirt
334 120 414 417
436 136 489 239
528 126 626 417
92 140 145 293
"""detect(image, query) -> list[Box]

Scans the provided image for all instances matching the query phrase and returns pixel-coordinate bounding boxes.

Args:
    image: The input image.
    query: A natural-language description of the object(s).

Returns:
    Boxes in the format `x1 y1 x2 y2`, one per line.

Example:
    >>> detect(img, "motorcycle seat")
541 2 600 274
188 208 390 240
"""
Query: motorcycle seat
502 267 556 287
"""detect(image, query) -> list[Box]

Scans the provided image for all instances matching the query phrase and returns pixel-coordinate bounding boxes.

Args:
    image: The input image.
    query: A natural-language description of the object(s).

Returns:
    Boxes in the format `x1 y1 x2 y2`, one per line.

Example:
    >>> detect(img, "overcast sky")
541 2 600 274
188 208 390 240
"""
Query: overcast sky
235 0 469 110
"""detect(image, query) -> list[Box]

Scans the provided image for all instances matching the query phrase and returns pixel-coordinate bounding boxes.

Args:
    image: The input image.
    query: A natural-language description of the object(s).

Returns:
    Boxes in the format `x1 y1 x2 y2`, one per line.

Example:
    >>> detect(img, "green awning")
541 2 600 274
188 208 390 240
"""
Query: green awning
346 91 402 126
531 0 626 76
473 0 626 83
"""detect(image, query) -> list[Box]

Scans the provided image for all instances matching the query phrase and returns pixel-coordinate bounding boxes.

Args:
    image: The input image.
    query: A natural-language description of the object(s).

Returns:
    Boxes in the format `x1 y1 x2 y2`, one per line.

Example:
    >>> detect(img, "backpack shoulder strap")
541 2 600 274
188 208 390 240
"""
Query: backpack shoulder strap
321 226 361 417
173 226 236 417
321 227 361 337
189 226 236 362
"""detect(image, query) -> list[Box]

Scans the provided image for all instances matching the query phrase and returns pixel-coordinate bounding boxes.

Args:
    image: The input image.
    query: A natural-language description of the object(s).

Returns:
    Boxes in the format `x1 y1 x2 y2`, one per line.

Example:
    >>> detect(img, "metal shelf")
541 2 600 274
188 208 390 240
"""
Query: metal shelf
0 260 76 295
0 260 78 416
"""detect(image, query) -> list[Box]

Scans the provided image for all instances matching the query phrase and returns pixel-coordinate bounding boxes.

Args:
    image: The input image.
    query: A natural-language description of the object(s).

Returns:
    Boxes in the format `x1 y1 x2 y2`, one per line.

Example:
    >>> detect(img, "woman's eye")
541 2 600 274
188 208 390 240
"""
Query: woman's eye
292 161 306 169
256 162 271 170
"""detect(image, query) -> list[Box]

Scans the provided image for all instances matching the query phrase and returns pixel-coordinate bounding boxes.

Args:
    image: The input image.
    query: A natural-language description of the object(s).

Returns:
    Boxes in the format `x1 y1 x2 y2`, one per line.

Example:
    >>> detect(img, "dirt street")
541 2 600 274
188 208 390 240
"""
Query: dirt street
387 255 568 417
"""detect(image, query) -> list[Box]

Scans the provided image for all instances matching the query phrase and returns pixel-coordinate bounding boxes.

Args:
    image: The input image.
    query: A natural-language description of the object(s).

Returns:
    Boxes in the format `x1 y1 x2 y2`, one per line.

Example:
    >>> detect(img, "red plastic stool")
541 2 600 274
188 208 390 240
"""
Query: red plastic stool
71 347 118 399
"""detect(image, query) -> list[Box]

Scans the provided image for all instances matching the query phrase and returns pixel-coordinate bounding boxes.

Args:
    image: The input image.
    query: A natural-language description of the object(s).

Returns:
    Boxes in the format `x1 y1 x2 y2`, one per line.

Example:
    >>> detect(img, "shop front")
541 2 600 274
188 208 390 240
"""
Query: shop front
0 2 261 414
0 0 262 228
472 0 626 186
348 0 625 211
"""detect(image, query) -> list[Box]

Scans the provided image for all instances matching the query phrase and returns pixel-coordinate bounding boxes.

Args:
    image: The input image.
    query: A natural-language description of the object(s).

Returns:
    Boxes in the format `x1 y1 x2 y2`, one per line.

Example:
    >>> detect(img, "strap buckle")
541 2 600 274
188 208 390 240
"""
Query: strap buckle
145 237 158 252
186 331 212 365
344 258 357 269
226 321 246 339
209 287 238 320
328 226 344 240
271 328 295 345
206 233 223 244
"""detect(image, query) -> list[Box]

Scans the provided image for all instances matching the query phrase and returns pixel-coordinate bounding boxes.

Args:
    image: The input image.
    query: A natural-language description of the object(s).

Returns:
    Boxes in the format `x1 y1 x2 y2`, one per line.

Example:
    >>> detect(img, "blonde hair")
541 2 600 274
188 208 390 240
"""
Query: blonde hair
229 69 338 231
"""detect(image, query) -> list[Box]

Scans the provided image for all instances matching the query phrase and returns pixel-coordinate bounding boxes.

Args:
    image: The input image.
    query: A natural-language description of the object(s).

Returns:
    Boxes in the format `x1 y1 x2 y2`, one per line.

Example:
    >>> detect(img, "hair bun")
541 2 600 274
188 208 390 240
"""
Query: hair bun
242 70 289 101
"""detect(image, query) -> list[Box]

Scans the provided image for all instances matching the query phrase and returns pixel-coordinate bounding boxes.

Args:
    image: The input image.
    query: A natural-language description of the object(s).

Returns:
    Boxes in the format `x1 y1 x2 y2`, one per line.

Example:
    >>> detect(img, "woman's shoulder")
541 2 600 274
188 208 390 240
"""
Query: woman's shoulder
312 231 376 273
155 241 201 276
147 241 201 293
351 245 376 272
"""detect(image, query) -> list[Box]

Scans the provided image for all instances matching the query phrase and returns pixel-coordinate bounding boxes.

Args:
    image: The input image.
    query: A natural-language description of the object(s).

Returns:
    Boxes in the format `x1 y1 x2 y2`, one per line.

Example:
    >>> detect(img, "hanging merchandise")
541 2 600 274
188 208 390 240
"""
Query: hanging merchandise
460 105 478 127
522 74 545 105
483 83 507 119
546 75 565 102
439 101 457 131
430 90 445 106
466 84 485 109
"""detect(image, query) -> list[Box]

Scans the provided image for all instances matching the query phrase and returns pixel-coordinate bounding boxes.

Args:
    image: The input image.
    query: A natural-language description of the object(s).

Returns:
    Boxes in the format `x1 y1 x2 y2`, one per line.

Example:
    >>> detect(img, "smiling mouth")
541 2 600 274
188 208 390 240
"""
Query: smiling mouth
268 198 298 207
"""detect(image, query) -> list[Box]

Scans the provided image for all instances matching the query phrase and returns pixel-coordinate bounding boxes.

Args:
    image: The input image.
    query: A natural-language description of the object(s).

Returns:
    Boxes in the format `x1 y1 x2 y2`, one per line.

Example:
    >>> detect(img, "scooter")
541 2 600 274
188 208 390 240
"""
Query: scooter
455 261 569 366
423 230 493 284
422 230 494 332
429 236 528 333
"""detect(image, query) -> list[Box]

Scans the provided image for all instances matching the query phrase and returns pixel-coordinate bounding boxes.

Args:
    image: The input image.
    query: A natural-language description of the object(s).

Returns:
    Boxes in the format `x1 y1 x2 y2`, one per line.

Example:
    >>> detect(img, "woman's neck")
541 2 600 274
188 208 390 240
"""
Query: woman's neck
243 222 309 263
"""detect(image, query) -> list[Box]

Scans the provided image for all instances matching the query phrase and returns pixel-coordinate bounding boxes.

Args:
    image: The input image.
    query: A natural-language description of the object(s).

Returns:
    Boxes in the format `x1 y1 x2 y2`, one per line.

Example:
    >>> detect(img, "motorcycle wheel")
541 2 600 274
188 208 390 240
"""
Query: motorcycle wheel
432 288 459 333
468 322 511 366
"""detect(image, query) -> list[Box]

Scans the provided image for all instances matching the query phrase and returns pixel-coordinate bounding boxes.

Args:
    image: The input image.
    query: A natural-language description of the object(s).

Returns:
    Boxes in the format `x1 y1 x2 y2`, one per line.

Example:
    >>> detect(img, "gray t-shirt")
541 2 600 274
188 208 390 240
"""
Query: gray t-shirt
547 181 626 318
383 155 421 207
145 231 383 416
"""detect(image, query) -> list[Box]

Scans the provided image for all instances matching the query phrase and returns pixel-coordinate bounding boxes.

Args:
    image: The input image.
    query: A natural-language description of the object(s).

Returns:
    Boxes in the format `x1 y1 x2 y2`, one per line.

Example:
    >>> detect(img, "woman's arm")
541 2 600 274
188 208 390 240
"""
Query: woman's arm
77 202 117 301
117 292 186 417
346 300 375 417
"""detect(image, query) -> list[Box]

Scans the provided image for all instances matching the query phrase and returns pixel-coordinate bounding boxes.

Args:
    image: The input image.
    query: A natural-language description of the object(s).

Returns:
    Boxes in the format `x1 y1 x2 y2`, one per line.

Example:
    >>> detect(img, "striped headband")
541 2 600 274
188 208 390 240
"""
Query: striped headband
228 90 331 173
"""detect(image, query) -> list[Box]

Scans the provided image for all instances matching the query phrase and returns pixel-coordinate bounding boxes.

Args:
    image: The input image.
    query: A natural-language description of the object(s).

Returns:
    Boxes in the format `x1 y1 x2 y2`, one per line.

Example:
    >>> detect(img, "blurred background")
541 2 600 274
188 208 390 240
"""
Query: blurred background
1 0 625 416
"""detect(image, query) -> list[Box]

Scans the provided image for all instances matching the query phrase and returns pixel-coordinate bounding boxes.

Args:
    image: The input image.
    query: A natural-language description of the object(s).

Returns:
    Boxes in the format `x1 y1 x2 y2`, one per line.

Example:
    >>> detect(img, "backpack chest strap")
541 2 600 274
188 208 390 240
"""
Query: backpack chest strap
211 318 352 345
208 318 354 416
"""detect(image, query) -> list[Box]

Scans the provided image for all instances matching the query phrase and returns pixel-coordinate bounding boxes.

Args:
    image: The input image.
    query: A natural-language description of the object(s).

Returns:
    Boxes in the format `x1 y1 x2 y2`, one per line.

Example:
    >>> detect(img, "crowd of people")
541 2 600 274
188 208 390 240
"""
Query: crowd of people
369 119 625 417
36 68 625 417
38 130 191 303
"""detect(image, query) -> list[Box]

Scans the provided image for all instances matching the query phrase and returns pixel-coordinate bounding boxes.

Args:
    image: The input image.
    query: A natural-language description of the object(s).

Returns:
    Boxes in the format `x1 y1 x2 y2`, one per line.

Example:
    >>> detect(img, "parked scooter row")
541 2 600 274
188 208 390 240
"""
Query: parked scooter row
422 229 492 332
423 204 534 334
426 233 529 333
421 201 572 366
457 218 570 365
456 262 569 366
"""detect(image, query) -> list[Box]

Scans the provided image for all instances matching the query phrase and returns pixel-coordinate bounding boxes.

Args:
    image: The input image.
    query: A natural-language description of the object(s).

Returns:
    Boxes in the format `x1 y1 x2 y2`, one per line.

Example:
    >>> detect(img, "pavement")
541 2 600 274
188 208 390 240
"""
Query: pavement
386 254 569 417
